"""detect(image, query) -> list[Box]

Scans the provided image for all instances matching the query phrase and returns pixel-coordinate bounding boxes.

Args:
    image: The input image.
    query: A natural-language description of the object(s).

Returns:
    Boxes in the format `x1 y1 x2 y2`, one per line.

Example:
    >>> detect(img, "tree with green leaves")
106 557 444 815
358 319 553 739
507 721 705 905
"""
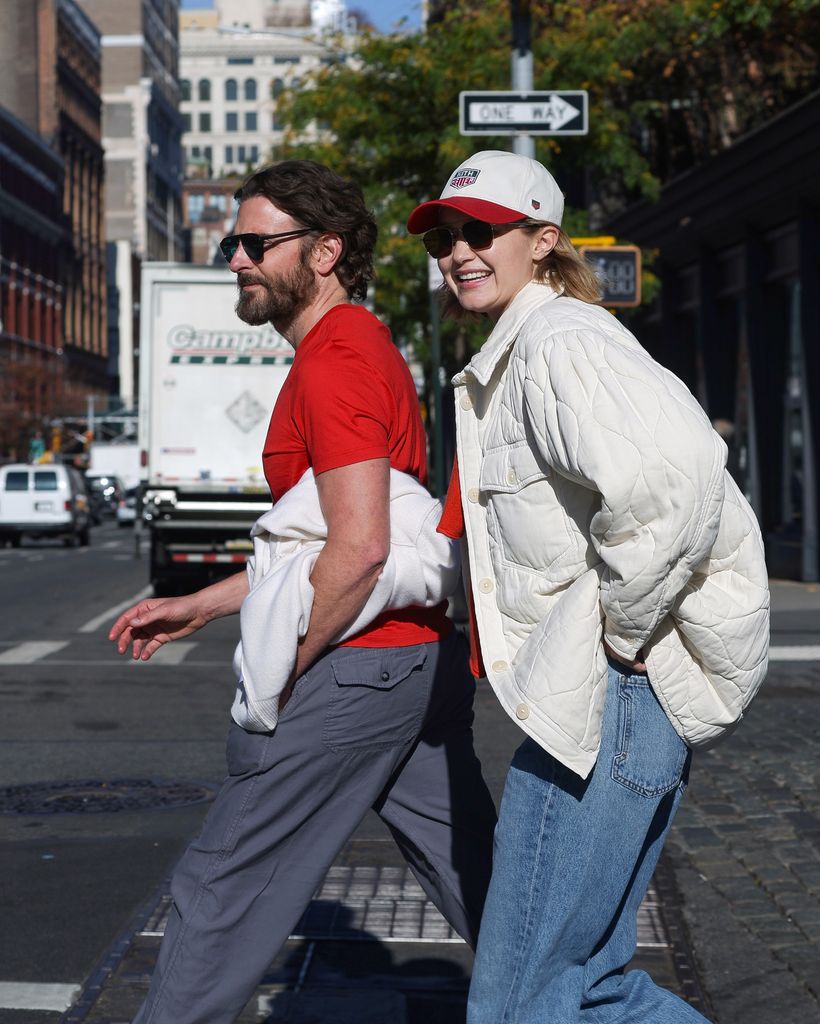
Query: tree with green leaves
277 0 819 369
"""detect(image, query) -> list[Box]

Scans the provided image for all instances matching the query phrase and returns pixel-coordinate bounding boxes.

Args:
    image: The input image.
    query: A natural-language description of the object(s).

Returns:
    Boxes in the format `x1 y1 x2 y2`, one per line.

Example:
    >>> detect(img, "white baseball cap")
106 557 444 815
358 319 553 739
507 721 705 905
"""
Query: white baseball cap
407 150 564 234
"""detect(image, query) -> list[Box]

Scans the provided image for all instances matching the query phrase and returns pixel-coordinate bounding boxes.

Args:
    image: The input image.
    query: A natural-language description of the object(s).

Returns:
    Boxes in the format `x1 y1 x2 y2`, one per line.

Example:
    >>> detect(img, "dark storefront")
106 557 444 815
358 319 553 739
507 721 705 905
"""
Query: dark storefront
610 92 820 581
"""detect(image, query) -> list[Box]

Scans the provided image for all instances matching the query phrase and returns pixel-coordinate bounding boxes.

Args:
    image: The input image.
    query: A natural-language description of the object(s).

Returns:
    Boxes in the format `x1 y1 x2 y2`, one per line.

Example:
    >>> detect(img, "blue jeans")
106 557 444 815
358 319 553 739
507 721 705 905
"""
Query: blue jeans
467 661 709 1024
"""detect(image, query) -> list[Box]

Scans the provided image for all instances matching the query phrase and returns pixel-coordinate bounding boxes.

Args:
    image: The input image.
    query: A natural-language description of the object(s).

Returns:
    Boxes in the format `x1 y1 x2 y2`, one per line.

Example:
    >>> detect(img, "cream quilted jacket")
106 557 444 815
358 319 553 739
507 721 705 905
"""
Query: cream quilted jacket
454 281 770 778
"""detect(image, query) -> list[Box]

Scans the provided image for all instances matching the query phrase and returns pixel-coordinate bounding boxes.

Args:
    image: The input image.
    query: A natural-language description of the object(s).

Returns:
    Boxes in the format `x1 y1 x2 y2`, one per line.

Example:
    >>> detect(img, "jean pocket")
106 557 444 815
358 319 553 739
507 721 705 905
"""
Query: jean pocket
611 677 688 797
322 645 430 752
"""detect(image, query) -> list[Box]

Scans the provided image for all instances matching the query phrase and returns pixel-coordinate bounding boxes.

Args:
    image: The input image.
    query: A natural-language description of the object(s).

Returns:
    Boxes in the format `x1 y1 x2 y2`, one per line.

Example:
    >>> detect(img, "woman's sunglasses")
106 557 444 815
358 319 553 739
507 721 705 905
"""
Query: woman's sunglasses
219 227 314 263
422 220 529 259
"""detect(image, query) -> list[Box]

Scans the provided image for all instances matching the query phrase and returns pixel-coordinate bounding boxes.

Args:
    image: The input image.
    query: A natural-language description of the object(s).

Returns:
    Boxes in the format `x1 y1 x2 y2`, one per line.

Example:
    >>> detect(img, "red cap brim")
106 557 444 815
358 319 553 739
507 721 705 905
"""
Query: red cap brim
406 197 526 234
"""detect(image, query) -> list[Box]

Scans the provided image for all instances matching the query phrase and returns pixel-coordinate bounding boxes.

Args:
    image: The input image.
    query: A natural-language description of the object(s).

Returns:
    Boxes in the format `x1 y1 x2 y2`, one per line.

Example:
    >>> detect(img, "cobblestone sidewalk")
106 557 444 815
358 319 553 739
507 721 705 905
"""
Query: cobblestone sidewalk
667 582 820 1024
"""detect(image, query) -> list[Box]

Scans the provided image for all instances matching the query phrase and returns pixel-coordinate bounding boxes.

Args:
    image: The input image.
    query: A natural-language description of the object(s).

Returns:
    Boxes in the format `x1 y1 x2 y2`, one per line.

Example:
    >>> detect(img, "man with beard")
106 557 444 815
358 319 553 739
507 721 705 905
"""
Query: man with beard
109 160 496 1024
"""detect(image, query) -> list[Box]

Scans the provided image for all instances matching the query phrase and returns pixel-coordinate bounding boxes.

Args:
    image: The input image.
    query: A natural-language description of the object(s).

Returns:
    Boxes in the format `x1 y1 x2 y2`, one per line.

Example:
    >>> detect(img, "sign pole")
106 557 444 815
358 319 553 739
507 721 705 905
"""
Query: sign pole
510 1 534 158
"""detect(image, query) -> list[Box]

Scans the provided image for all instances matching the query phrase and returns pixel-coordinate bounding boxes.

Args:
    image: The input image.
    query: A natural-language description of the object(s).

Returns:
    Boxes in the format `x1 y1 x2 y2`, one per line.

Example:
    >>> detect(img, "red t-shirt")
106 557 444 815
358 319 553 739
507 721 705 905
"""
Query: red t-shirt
262 303 451 647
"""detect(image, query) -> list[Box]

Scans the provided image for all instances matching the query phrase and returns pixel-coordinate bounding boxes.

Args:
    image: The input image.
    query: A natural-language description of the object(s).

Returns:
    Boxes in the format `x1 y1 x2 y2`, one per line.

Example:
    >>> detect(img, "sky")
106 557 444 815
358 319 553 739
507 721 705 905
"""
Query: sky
179 0 423 34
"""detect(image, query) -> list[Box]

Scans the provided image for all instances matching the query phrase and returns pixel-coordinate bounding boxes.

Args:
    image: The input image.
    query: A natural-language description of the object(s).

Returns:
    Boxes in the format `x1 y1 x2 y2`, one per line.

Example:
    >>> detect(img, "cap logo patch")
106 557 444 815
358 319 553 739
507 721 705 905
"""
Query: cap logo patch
449 168 480 190
531 199 541 210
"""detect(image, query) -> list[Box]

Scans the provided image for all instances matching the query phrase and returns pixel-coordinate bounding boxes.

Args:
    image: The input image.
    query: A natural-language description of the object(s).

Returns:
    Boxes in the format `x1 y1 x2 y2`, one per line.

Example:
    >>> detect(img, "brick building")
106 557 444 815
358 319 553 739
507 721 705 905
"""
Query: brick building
0 0 107 456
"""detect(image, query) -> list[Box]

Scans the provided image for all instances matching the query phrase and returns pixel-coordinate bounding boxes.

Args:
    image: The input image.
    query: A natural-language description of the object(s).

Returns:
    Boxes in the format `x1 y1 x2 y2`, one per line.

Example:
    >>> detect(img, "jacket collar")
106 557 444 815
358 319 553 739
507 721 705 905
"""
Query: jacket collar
453 281 562 388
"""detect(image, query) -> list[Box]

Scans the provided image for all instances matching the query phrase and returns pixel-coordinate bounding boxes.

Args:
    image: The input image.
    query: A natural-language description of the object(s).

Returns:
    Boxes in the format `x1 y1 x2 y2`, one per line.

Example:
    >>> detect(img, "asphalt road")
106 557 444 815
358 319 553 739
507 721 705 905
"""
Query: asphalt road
0 522 245 1023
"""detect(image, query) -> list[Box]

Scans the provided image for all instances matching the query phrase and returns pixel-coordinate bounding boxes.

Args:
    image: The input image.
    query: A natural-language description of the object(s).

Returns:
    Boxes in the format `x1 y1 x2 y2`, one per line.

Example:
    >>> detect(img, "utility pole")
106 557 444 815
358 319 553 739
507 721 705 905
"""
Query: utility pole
510 1 535 158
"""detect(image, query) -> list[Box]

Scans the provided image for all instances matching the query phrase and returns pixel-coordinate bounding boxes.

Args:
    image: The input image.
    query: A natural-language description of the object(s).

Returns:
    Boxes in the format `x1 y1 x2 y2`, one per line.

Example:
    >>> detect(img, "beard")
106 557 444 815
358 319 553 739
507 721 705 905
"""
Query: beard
235 250 318 332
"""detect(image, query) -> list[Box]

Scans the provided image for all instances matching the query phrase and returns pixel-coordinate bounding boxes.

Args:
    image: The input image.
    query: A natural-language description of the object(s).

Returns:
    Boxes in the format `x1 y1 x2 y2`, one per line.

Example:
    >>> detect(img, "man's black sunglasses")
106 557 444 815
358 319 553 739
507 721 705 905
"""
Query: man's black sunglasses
219 228 314 262
422 219 529 259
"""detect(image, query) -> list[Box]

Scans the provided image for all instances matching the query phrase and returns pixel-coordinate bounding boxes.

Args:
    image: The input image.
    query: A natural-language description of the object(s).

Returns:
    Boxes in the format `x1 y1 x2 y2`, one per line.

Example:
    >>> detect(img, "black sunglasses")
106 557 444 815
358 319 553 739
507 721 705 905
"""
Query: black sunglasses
219 228 314 263
422 219 529 259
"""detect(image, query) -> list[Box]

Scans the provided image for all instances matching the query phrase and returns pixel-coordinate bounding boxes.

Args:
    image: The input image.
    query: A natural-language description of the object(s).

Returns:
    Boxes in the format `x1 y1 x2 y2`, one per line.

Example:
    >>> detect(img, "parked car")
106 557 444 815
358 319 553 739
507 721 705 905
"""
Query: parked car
0 463 91 547
85 474 124 517
116 486 139 528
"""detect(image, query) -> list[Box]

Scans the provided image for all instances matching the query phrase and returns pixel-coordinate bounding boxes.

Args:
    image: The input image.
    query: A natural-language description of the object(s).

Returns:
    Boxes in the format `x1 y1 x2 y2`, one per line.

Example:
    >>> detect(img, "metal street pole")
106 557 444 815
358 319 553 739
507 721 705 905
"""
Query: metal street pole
510 1 535 158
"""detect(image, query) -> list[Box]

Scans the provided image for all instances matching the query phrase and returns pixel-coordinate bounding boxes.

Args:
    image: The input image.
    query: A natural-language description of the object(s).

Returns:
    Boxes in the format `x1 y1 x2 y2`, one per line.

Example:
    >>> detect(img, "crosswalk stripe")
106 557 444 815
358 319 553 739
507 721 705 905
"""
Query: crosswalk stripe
78 586 152 634
0 641 69 664
139 642 198 665
769 645 820 661
0 982 80 1011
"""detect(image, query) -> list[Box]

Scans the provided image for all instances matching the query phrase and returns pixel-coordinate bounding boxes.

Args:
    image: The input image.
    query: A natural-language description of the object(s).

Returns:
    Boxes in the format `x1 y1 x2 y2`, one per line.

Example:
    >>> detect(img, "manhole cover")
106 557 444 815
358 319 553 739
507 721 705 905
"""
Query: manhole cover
0 779 216 815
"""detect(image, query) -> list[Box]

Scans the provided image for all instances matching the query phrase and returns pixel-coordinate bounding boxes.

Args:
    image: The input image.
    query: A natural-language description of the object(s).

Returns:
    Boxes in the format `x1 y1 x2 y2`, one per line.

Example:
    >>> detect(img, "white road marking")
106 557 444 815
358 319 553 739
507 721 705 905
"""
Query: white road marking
137 641 198 665
769 645 820 661
78 586 152 634
0 641 69 664
0 982 80 1010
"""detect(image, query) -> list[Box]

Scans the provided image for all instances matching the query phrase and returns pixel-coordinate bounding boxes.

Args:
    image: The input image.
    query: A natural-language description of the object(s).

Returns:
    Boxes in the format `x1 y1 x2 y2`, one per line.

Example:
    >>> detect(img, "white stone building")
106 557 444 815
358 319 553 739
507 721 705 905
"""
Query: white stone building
180 1 348 179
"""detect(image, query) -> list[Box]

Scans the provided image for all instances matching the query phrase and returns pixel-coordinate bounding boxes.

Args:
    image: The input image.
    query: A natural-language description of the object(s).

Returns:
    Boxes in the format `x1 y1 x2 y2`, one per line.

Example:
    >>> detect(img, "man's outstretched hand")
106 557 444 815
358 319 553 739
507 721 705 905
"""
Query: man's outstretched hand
109 594 209 662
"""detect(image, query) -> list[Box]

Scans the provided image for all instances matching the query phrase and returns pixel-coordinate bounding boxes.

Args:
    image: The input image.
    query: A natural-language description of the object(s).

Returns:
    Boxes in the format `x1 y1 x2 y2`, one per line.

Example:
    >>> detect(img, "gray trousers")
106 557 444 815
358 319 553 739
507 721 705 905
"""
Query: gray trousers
134 630 497 1024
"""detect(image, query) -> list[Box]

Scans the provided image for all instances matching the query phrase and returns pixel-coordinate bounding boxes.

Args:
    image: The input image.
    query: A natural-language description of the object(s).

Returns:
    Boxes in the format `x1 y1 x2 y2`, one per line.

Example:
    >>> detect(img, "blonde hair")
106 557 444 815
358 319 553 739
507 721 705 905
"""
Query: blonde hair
439 221 601 321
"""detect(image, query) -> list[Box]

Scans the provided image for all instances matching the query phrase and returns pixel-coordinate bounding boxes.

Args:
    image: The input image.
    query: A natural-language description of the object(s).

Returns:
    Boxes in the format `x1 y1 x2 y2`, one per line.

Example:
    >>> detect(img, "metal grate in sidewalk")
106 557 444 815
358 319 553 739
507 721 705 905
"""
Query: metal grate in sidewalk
141 864 670 948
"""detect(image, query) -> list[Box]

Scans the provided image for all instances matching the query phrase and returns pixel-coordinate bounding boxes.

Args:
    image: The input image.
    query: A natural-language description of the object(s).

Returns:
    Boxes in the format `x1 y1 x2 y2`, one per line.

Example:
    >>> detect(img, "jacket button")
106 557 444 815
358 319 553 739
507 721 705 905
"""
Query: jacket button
381 671 390 681
478 578 494 594
492 659 508 672
506 469 517 484
515 703 530 720
460 393 473 410
467 488 480 503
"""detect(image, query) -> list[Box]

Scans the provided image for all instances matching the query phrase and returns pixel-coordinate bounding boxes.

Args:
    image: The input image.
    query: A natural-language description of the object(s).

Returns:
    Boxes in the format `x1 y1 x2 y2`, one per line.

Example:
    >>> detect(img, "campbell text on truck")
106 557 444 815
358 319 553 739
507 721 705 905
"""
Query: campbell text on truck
139 263 292 595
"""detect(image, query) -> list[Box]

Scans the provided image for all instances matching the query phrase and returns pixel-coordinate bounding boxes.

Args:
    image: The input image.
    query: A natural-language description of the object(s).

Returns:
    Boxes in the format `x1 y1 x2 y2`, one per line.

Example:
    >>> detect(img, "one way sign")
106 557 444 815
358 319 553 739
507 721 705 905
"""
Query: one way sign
460 90 588 136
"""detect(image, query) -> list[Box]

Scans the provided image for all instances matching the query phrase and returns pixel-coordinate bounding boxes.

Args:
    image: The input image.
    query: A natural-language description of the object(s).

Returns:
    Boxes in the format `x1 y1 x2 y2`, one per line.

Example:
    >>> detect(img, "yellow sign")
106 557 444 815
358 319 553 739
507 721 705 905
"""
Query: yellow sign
570 236 617 247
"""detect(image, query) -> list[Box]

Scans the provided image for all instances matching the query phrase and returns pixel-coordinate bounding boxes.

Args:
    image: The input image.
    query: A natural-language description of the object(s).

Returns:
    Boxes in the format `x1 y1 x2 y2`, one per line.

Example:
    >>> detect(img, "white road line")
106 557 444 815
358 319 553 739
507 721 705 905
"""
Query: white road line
769 645 820 661
138 641 198 665
78 585 152 634
0 641 69 665
0 982 80 1010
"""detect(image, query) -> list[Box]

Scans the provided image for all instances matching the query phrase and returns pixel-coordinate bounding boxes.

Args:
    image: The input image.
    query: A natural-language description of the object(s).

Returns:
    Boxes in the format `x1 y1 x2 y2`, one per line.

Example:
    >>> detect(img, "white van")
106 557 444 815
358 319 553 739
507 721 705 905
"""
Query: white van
0 463 92 547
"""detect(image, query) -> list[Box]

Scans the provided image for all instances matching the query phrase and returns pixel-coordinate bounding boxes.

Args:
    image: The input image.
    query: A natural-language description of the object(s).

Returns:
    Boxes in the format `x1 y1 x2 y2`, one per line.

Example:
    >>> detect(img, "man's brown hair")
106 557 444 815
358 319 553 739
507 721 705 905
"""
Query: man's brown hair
235 160 377 302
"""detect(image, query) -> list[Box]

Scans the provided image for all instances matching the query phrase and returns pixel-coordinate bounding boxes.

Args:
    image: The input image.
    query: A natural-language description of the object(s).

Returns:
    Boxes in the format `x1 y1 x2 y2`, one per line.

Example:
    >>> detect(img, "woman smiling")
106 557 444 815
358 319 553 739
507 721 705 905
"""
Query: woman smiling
408 150 769 1024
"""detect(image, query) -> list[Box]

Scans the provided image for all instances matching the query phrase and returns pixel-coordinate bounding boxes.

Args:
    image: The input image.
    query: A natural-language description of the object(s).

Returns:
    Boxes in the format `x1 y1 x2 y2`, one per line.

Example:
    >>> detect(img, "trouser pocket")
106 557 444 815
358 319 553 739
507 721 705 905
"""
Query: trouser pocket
323 644 431 752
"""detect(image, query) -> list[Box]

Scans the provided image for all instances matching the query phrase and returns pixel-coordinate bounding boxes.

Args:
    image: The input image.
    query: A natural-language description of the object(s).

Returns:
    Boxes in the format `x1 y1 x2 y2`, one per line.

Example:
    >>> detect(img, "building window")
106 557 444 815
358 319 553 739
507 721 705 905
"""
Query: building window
225 78 237 101
245 111 257 131
225 145 234 163
238 145 246 163
188 194 204 223
226 112 238 132
204 146 213 164
181 79 191 101
183 113 192 131
198 79 211 102
272 77 284 99
191 145 200 157
199 112 211 132
274 55 300 64
272 111 283 131
227 56 254 64
250 145 259 163
244 78 257 101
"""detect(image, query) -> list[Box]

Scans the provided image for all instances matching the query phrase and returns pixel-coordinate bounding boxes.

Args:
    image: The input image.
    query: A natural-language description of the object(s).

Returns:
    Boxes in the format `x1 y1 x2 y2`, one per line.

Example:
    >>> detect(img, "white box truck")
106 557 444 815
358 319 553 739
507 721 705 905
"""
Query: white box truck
139 263 293 595
89 442 141 492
